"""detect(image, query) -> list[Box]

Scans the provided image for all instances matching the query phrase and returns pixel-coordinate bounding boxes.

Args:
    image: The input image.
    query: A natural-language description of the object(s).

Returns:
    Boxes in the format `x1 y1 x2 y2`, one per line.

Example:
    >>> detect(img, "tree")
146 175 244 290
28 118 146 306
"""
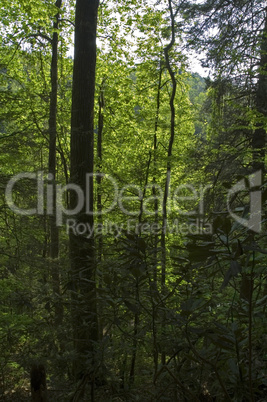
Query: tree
48 0 63 327
182 0 267 172
69 0 99 386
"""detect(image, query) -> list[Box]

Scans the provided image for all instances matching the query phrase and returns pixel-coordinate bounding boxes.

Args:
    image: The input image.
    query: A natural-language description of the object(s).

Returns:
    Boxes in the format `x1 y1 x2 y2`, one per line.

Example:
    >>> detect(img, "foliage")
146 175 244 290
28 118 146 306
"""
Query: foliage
0 0 266 400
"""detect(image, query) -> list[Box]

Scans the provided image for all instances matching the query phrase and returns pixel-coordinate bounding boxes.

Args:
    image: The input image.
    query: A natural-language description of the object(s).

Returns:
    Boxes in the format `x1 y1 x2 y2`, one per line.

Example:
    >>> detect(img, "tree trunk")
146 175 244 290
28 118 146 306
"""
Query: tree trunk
30 364 48 402
69 0 99 381
240 9 267 304
48 0 63 327
97 79 104 341
97 79 105 263
252 7 267 173
152 61 162 378
161 0 177 366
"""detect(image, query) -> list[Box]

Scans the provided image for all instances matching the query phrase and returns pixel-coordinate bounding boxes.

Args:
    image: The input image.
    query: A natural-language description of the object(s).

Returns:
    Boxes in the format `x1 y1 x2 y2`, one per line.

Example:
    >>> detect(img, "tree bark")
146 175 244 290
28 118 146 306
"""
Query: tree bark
97 78 104 264
252 7 267 173
30 364 48 402
69 0 99 381
161 0 177 366
48 0 63 327
97 78 104 341
240 9 267 301
152 61 162 377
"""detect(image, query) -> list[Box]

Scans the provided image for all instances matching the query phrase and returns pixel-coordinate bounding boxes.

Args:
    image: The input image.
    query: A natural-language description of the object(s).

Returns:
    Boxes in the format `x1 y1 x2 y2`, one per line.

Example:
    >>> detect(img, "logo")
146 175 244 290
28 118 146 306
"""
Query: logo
4 170 263 235
227 170 262 233
4 171 211 236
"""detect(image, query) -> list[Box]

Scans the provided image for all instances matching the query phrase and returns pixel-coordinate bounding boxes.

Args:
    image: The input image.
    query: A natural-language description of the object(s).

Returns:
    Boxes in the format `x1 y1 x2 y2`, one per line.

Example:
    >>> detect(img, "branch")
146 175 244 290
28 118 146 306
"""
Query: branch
26 33 52 45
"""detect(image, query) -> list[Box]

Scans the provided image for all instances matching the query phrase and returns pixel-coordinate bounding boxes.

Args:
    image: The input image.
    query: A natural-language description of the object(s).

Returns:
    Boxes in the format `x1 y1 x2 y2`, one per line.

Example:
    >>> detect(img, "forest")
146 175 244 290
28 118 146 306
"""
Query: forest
0 0 266 401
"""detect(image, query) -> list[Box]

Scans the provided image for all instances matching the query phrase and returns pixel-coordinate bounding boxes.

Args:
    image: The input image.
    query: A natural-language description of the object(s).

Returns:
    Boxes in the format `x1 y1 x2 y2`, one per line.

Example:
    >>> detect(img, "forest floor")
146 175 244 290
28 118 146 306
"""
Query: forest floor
1 385 165 401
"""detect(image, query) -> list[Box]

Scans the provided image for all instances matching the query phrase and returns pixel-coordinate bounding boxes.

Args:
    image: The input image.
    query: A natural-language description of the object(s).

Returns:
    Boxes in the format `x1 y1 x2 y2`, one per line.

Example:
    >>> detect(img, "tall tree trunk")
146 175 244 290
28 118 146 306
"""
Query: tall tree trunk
49 0 63 327
240 8 267 302
161 0 177 366
97 79 105 264
97 78 104 341
69 0 99 381
152 62 162 378
240 12 266 400
252 7 267 173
